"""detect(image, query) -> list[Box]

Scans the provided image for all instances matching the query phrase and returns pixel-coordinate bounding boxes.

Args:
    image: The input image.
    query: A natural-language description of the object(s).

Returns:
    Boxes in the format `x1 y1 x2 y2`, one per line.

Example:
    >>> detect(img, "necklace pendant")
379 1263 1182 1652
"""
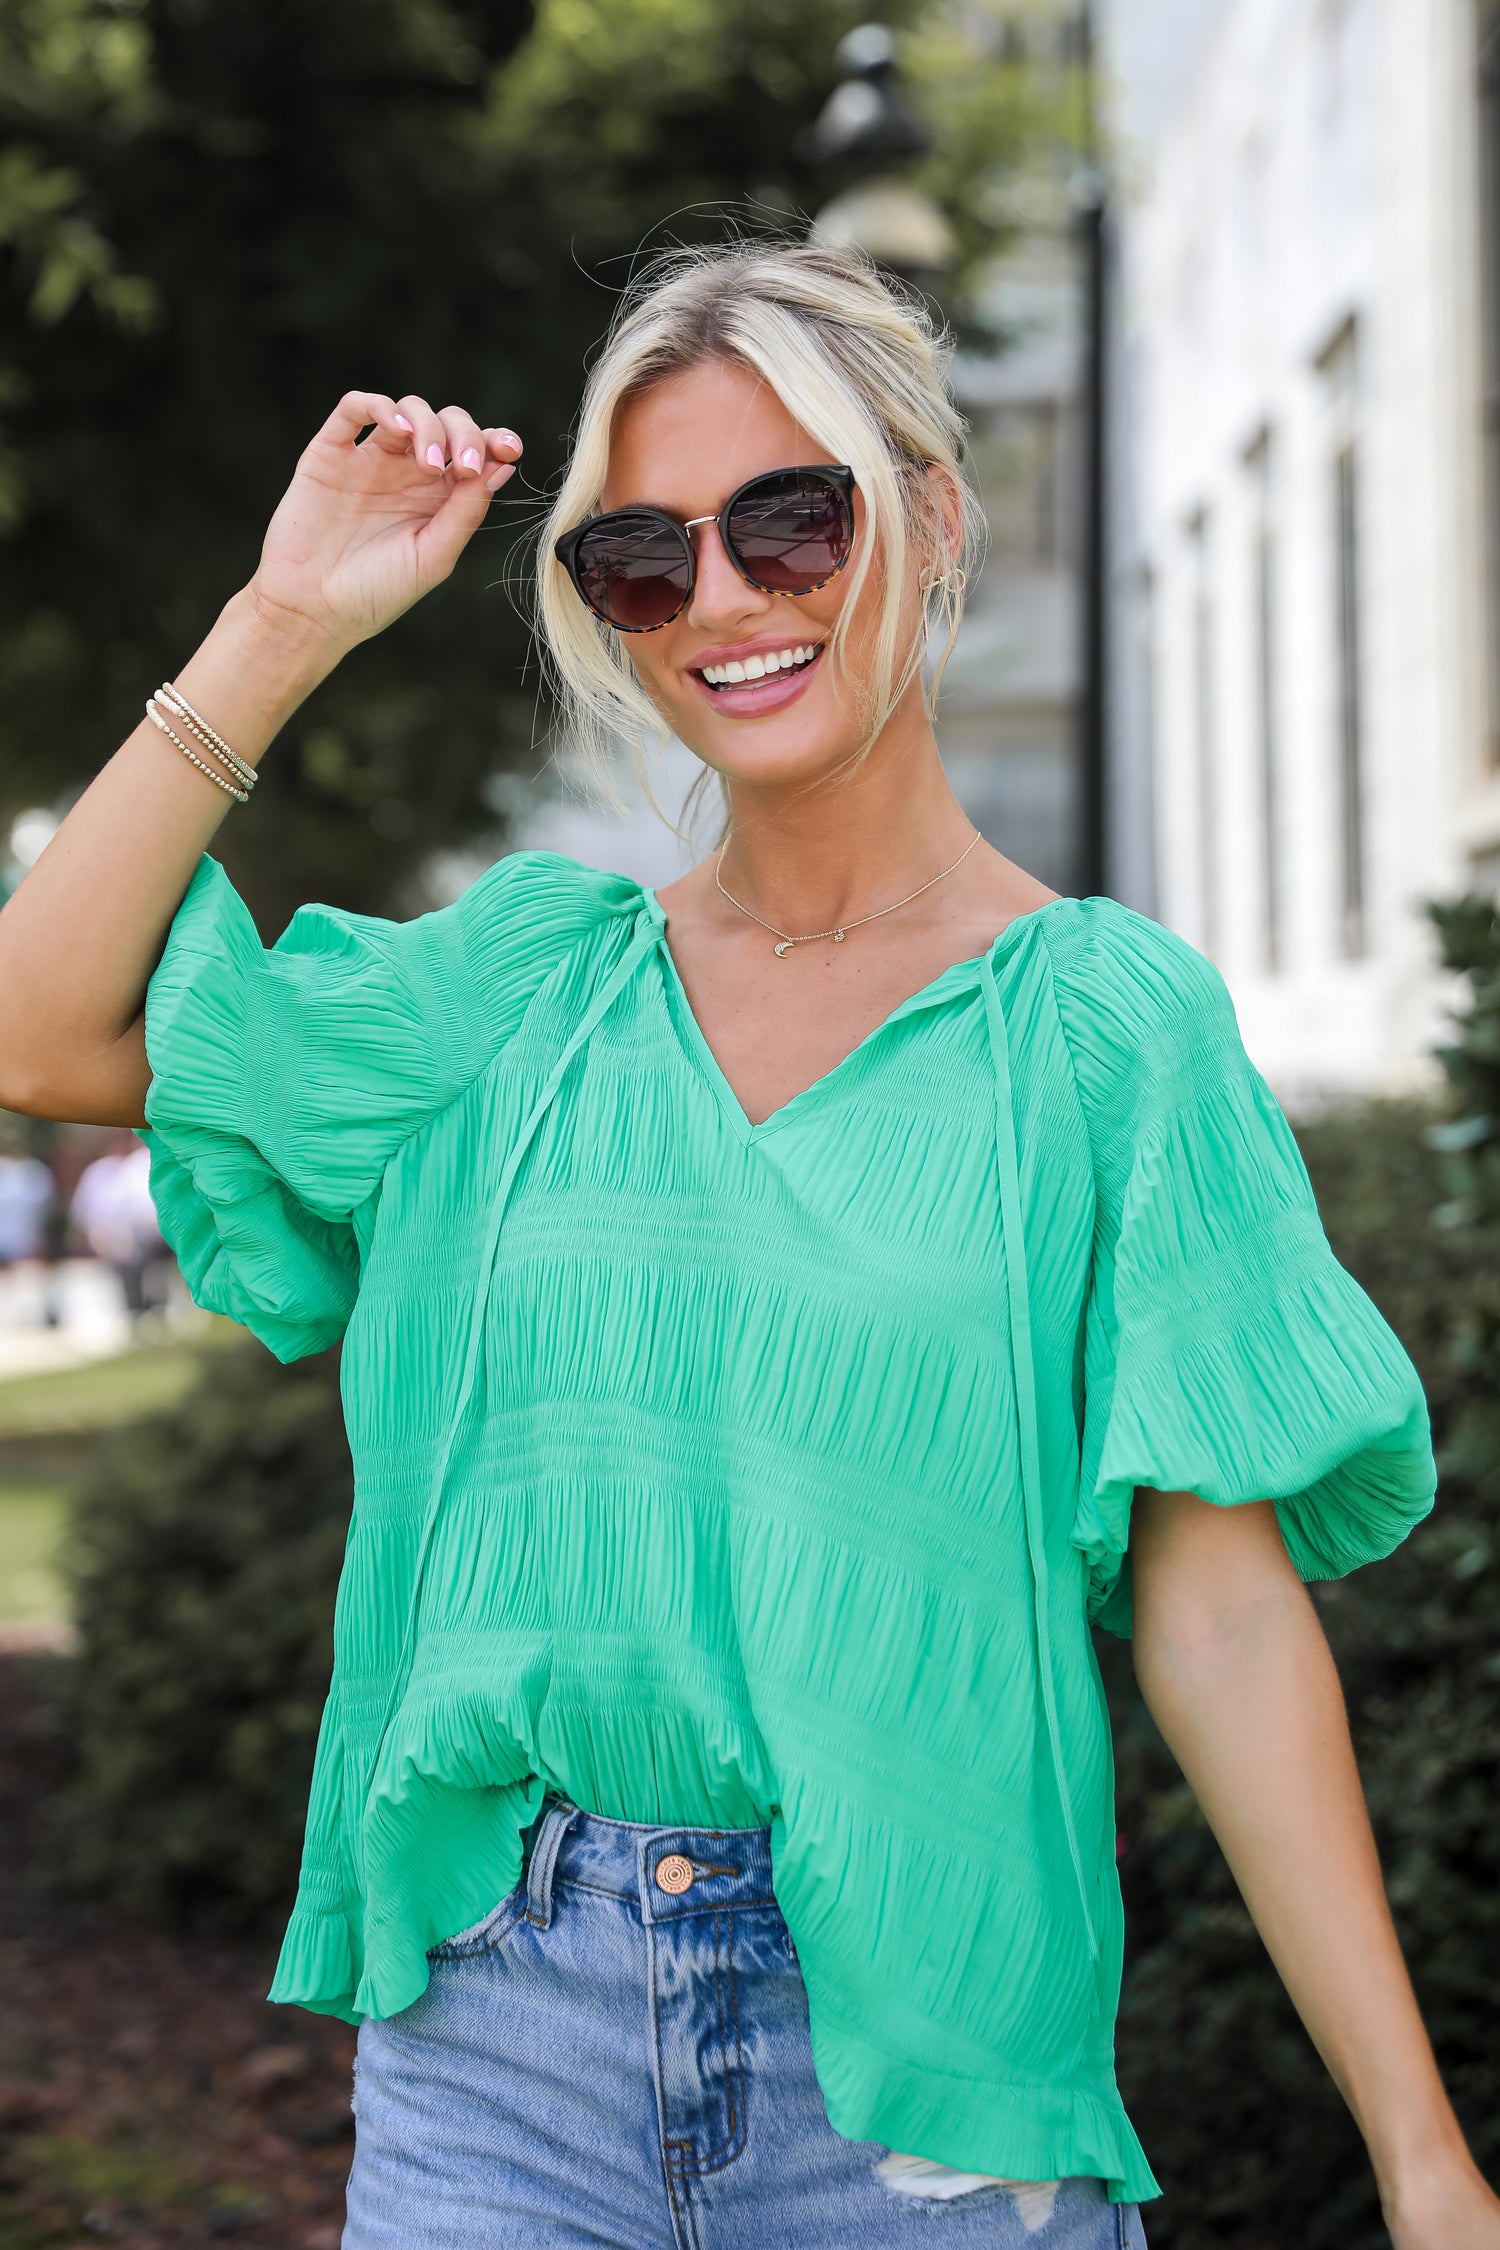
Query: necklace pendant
773 938 794 958
834 929 846 942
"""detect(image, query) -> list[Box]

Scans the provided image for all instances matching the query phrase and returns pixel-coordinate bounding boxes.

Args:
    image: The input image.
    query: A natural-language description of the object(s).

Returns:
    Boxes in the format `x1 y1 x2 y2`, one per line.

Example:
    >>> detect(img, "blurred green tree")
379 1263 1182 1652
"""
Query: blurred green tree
0 0 1056 937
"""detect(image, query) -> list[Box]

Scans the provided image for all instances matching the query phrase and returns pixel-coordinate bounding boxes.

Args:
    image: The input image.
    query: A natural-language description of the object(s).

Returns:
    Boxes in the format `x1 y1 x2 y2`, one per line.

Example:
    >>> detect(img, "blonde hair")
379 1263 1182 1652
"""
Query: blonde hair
534 237 985 839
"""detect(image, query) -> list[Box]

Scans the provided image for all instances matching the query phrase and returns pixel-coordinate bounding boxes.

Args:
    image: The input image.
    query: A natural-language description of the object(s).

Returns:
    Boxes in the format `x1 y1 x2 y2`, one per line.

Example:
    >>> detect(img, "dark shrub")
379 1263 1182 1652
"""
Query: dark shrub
55 1342 350 1934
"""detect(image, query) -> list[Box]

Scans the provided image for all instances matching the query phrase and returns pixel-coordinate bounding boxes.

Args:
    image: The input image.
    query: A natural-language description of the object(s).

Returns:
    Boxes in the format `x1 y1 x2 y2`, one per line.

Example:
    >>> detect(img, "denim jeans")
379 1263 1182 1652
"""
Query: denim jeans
344 1798 1148 2249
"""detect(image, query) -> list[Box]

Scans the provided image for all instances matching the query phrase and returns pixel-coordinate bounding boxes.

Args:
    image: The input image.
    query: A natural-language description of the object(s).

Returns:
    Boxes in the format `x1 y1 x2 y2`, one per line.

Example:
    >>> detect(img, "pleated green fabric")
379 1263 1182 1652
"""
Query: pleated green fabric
140 848 1437 2202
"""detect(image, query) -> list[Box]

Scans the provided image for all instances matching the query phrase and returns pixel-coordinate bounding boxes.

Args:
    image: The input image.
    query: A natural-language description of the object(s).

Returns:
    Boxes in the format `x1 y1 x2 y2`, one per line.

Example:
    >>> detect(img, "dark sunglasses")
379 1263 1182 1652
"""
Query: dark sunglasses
554 463 857 634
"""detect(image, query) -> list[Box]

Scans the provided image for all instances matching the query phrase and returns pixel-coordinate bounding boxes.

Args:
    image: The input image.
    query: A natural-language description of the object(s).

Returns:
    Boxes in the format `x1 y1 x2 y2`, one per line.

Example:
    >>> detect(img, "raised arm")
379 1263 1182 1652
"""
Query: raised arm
1131 1488 1500 2250
0 393 521 1127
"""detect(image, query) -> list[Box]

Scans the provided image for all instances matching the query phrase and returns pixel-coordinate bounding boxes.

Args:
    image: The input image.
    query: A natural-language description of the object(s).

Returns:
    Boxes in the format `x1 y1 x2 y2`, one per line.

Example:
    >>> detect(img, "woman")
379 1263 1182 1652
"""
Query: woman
0 243 1492 2250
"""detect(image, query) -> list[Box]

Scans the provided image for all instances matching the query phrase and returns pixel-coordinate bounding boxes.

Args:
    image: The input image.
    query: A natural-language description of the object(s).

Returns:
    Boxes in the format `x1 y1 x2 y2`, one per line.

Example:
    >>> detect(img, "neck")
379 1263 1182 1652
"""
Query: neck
716 696 976 932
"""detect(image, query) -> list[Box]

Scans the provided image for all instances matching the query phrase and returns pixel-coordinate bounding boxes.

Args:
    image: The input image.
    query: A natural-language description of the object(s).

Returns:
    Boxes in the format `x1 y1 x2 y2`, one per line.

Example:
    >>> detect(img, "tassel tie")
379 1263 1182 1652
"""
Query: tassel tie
979 954 1099 1962
362 916 661 1836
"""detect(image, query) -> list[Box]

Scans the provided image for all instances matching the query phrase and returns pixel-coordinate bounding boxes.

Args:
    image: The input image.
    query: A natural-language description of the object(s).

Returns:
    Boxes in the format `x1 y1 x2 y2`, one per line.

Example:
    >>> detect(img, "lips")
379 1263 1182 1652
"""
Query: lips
688 641 825 716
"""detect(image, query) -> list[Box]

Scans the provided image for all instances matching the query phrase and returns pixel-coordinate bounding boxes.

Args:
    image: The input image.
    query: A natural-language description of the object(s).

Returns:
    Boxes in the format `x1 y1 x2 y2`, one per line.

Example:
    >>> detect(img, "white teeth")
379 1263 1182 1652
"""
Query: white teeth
698 644 822 689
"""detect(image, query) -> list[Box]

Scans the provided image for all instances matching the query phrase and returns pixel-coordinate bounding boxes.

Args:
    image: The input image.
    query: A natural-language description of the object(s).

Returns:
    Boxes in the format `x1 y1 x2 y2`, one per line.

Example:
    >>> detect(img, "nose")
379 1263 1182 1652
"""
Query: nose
685 519 767 633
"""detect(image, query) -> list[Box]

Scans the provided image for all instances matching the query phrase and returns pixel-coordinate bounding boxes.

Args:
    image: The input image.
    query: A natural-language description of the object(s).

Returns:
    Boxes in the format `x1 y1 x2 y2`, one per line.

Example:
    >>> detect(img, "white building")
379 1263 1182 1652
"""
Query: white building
1103 0 1500 1101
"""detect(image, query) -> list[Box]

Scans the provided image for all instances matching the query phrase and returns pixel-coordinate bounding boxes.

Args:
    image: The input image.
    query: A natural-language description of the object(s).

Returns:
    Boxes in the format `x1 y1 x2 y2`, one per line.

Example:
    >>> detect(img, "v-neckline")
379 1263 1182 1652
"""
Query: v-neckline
637 885 1081 1147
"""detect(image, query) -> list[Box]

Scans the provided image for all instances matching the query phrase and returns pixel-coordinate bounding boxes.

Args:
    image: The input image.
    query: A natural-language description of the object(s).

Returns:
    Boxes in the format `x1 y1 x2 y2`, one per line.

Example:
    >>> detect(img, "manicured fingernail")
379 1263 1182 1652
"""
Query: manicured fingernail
486 464 513 490
392 414 413 432
460 446 483 470
496 429 522 453
425 444 446 469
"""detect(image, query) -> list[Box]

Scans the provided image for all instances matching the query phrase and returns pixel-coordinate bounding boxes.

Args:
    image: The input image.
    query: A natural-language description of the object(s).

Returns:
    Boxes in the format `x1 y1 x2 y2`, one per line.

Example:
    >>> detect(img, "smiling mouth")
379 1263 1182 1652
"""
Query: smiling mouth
694 643 823 692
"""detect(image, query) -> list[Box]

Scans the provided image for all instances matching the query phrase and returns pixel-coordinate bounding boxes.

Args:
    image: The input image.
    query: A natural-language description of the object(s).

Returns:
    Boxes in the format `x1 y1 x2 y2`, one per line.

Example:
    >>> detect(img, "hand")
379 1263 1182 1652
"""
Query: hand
246 391 522 655
1386 2158 1500 2249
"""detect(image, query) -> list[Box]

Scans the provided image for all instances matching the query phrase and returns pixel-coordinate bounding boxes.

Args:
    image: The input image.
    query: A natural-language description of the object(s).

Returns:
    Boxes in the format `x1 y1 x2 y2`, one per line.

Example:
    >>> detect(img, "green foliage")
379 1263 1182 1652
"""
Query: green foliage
0 0 849 934
1105 1086 1500 2248
54 1340 350 1932
1428 895 1500 1502
0 0 1051 935
904 1 1087 283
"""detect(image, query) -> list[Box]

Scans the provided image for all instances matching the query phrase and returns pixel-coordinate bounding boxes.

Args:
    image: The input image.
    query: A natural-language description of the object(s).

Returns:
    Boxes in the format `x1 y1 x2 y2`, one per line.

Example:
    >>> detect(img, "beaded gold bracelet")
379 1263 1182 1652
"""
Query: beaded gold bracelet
145 681 258 802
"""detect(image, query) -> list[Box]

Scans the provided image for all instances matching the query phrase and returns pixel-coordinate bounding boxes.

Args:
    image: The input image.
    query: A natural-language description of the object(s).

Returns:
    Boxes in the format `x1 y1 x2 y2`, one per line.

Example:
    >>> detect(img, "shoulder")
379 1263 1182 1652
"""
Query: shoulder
271 847 643 993
449 847 644 926
1039 896 1240 1051
151 849 646 1097
1036 897 1249 1137
402 849 646 1052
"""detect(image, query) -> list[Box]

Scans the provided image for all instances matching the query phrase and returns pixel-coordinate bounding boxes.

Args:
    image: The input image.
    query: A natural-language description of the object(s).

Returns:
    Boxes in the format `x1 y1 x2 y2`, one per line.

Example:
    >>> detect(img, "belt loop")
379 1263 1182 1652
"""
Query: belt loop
525 1799 579 1927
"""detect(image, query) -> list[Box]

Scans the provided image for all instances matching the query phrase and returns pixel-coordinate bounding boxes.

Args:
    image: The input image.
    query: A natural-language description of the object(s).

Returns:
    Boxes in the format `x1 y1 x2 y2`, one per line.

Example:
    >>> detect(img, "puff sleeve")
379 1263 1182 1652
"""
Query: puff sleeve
1047 901 1438 1636
140 849 640 1363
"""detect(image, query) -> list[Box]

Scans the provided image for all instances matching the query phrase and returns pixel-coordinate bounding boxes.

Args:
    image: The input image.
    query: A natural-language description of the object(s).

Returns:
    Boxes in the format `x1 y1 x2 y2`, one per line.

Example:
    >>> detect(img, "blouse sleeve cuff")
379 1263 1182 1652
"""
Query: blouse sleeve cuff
1074 1211 1438 1636
141 858 360 1361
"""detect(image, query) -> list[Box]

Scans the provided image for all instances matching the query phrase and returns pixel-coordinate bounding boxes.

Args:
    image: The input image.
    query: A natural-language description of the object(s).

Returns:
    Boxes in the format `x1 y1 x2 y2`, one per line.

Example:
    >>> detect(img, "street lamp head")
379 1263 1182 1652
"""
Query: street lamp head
810 22 932 167
810 183 956 280
834 23 898 75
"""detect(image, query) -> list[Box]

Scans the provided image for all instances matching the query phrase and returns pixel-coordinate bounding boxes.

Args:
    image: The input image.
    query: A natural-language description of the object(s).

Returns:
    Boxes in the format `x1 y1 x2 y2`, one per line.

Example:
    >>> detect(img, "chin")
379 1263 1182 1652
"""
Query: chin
685 724 860 791
670 693 865 786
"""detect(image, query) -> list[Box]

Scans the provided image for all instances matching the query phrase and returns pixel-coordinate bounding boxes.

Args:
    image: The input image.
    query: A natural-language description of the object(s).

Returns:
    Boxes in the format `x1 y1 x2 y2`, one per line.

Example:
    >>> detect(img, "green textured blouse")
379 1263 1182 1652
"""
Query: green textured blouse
140 848 1437 2202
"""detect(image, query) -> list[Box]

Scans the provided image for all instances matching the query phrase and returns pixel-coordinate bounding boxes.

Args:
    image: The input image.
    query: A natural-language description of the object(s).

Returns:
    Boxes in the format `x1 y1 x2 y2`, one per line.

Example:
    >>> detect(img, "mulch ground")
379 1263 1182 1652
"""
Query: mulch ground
0 1654 356 2250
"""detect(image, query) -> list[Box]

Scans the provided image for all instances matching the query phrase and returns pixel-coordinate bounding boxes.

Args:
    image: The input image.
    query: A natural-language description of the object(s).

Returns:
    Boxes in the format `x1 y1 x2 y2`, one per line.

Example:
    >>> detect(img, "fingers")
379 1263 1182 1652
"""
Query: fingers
314 390 413 453
414 439 521 578
434 404 489 480
388 397 523 483
310 390 522 501
480 426 522 493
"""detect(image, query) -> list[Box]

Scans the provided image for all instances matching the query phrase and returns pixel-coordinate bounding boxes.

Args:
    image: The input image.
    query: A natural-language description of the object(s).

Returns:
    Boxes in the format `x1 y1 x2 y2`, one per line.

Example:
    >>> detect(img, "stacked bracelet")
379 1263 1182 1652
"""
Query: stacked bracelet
145 683 258 803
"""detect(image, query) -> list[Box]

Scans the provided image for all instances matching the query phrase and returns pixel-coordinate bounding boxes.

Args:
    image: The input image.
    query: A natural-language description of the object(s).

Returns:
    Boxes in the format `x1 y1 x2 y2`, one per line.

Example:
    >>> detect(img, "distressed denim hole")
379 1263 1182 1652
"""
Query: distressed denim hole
873 2154 1061 2228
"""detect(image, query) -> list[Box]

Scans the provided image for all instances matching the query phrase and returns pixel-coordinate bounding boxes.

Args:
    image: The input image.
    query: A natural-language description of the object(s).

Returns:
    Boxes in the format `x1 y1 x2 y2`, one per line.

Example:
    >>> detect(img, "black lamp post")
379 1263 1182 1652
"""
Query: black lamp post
1076 2 1108 900
807 25 954 285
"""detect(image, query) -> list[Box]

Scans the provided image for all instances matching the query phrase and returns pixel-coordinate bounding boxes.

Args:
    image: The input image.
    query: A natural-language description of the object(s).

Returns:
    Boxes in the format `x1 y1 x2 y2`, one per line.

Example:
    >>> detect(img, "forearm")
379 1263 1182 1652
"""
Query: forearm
1131 1500 1470 2206
0 387 517 1127
0 586 339 1124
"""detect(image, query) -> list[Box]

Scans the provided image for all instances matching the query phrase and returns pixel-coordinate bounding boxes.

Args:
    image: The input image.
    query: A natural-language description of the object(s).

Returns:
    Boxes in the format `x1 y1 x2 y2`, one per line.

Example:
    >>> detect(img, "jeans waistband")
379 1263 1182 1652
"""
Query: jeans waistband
518 1794 777 1926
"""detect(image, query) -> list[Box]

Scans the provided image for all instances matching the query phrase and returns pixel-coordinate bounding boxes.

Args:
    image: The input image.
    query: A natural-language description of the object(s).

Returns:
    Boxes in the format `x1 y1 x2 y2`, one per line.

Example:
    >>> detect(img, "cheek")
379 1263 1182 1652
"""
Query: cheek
621 639 681 704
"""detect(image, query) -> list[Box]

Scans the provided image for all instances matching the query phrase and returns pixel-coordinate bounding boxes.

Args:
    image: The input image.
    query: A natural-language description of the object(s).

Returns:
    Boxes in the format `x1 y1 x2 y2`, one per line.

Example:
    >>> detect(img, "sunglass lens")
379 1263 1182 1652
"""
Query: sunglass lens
727 470 852 594
573 514 690 630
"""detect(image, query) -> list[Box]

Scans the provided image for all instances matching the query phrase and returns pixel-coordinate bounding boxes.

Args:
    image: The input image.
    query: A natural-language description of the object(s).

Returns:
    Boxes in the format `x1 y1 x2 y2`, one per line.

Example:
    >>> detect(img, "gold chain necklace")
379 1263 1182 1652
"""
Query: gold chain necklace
714 828 983 958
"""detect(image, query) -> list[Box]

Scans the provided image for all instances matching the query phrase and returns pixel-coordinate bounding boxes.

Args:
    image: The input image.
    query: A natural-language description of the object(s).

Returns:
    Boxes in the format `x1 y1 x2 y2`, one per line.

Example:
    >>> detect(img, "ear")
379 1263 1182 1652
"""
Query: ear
917 462 966 584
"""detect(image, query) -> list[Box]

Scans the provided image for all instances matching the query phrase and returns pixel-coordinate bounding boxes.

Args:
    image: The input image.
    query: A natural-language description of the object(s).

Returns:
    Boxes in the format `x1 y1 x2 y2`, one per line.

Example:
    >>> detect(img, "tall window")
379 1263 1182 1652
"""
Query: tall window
1335 440 1365 953
1188 511 1218 957
1245 431 1282 971
1320 321 1366 959
1479 3 1500 766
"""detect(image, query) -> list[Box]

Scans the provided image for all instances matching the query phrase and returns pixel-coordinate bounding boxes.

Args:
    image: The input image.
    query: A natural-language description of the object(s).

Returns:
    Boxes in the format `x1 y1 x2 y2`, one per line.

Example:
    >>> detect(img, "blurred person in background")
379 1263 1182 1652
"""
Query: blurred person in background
0 1115 55 1277
0 240 1493 2250
71 1132 171 1325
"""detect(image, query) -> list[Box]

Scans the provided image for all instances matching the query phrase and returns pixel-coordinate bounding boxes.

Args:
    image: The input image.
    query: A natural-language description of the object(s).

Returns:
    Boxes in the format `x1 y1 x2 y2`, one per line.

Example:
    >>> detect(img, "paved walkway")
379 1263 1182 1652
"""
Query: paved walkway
0 1256 163 1378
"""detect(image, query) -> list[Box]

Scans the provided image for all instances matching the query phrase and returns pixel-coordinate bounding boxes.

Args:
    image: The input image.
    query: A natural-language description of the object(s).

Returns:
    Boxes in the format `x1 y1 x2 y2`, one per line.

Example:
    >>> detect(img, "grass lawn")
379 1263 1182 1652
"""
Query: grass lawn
0 1479 70 1629
0 1331 220 1442
0 1324 238 1633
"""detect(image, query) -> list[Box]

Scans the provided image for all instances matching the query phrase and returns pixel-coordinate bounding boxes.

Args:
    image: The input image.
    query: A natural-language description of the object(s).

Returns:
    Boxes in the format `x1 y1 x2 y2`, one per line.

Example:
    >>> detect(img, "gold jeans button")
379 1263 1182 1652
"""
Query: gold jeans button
654 1853 694 1895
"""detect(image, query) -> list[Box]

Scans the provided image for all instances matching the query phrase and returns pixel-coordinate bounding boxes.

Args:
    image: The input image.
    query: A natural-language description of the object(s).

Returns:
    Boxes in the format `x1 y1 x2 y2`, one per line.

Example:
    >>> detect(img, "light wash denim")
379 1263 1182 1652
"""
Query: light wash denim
344 1797 1149 2250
